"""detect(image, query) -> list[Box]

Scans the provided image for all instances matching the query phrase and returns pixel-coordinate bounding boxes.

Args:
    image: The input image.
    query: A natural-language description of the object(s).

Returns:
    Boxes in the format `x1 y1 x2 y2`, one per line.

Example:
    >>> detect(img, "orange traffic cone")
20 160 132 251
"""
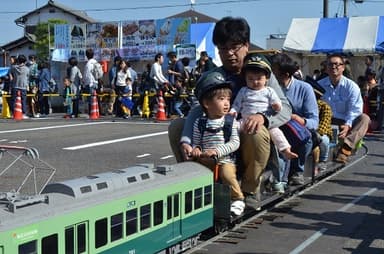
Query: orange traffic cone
89 90 99 120
156 90 167 121
13 90 23 120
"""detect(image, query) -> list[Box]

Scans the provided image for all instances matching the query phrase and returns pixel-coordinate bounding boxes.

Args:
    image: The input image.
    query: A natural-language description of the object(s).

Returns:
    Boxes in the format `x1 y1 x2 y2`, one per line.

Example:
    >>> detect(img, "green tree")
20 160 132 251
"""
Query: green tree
34 19 67 61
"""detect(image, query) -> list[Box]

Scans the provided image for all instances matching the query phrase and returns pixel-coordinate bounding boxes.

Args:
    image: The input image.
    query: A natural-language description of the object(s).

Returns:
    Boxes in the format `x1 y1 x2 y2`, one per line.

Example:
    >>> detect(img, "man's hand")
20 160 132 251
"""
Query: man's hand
181 143 193 161
243 114 265 134
339 124 351 139
291 114 306 126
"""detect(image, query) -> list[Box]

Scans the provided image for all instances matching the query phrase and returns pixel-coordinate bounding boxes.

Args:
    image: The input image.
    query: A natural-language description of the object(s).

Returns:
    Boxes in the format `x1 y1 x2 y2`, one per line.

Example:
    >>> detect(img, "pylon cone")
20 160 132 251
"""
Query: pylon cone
142 91 150 118
156 90 167 121
1 92 11 118
89 90 99 120
13 90 23 120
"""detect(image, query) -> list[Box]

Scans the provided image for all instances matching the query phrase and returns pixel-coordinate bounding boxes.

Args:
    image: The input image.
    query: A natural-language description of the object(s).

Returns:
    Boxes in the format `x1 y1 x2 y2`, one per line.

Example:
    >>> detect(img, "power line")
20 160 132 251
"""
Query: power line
0 0 264 15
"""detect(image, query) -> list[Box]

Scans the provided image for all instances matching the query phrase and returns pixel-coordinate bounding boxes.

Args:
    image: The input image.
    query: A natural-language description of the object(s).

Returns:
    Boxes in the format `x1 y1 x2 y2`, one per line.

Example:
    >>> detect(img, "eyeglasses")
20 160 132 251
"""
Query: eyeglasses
217 44 244 54
327 62 344 68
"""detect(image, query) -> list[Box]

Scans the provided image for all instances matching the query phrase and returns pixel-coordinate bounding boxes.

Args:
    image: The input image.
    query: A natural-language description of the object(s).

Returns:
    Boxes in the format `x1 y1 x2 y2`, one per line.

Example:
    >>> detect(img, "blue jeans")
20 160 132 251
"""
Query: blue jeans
319 134 330 162
290 138 313 174
273 138 312 183
174 100 184 116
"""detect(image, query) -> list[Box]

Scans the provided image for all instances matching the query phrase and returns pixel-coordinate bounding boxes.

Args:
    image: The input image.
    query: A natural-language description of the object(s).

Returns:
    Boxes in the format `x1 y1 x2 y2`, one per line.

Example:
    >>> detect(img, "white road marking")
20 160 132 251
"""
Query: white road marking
137 153 151 158
0 139 8 142
160 155 174 160
289 188 377 254
0 122 109 134
63 131 168 150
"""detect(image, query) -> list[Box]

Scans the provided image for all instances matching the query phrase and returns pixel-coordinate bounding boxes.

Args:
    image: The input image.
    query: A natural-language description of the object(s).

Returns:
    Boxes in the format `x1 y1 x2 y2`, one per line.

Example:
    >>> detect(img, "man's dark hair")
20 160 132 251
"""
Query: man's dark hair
86 48 94 59
167 51 177 58
154 53 163 62
270 53 297 76
68 56 78 66
213 17 250 46
181 57 190 67
17 55 27 64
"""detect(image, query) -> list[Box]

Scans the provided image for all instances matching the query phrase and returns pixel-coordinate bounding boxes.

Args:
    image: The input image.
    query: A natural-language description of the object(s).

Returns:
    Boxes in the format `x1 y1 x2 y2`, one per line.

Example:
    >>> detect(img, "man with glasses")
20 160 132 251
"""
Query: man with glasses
318 53 370 164
168 17 292 209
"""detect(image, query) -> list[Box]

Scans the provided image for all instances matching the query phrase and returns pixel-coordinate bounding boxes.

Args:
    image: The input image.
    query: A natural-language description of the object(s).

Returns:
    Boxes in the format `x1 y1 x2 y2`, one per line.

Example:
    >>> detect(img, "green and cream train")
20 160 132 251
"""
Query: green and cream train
0 162 214 254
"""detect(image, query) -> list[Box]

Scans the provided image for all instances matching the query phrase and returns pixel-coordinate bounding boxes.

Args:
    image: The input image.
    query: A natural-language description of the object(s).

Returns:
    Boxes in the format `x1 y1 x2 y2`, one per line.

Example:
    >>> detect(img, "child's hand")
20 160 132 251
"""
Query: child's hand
191 147 202 159
271 102 281 112
201 149 217 158
228 111 237 117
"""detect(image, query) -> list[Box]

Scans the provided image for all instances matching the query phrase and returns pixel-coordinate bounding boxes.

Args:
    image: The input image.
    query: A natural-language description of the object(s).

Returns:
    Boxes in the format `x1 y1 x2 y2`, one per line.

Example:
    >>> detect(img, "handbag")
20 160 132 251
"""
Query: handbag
280 119 312 148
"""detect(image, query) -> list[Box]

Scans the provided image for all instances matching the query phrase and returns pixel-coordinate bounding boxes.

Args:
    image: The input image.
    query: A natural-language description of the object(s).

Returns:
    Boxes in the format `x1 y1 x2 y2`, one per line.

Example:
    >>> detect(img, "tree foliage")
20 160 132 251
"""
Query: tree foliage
34 19 67 61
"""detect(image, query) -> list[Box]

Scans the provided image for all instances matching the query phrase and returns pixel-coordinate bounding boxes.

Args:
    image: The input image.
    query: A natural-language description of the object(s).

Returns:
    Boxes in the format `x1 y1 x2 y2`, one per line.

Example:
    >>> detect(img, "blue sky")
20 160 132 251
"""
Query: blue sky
0 0 383 48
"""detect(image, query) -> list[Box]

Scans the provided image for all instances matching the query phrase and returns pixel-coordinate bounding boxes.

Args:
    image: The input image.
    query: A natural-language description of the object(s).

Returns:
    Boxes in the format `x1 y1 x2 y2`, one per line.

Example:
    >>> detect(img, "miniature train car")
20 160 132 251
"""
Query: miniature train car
0 162 214 254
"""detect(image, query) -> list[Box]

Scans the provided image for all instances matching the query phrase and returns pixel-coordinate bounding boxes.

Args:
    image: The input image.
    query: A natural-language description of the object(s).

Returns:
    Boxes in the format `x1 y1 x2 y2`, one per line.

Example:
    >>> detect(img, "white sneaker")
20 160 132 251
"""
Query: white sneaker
230 200 245 216
22 114 29 119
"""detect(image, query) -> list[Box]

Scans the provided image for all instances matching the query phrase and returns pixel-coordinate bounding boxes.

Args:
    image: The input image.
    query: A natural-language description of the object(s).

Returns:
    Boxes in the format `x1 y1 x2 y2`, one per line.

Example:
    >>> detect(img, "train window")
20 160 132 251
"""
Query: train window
204 185 212 206
77 223 86 253
167 194 180 220
140 173 150 180
194 188 203 210
174 194 180 217
42 234 58 254
126 208 138 236
65 227 74 254
167 196 172 220
96 182 108 190
140 204 151 231
18 240 36 254
95 218 108 248
154 200 163 226
111 213 123 242
185 191 193 214
127 176 136 183
80 186 91 193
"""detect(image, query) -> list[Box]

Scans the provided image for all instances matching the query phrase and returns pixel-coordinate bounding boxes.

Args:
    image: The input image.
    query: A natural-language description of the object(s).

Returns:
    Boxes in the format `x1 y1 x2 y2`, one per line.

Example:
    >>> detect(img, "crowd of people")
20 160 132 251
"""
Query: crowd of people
168 16 375 216
0 55 55 119
0 47 218 119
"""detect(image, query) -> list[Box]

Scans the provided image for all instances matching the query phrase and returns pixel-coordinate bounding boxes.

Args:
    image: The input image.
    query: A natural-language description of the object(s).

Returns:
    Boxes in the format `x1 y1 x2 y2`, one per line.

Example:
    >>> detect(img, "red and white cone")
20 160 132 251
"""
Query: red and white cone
156 90 167 121
89 90 100 120
13 90 23 120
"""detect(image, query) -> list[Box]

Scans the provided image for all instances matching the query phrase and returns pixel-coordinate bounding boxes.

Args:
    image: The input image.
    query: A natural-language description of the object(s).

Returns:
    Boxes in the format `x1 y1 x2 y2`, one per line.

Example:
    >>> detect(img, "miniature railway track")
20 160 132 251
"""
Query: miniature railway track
186 145 368 254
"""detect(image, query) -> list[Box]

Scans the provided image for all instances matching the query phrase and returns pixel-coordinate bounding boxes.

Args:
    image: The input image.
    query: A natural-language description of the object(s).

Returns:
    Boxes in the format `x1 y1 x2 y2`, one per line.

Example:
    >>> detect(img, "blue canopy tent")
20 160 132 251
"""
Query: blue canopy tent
191 23 221 65
0 67 9 78
283 16 384 54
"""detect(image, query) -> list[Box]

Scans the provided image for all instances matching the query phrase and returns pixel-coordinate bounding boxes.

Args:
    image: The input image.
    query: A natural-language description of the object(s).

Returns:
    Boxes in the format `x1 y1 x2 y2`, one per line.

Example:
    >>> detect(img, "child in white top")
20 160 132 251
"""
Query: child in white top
231 54 297 160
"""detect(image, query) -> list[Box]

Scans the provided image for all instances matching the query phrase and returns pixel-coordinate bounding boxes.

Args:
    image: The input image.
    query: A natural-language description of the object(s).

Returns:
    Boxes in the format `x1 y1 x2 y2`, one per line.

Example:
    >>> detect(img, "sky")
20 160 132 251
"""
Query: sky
0 0 384 49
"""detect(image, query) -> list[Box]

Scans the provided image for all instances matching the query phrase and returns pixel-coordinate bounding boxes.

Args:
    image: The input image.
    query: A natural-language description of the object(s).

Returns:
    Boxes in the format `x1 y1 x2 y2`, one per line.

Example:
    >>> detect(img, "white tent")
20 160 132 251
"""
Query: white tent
283 16 384 55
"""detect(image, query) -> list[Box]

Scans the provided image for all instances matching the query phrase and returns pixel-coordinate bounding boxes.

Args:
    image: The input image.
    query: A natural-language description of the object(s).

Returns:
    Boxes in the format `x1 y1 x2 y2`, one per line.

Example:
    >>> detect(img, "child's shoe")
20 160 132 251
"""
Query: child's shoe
230 200 245 216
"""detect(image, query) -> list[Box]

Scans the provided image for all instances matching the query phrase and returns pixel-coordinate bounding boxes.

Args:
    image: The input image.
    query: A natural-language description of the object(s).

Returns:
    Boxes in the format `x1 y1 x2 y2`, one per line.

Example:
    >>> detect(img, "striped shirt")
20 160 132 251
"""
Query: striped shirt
192 115 240 164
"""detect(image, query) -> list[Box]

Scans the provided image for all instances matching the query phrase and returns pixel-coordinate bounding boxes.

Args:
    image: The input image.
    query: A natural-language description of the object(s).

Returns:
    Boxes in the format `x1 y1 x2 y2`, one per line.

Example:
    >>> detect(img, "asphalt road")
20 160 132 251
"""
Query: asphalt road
0 116 175 192
192 132 384 254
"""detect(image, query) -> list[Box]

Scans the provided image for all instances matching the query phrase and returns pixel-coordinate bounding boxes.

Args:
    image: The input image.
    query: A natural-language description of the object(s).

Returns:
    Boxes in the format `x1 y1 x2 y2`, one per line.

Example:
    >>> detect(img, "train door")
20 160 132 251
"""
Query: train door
0 246 3 254
65 221 88 254
167 192 181 238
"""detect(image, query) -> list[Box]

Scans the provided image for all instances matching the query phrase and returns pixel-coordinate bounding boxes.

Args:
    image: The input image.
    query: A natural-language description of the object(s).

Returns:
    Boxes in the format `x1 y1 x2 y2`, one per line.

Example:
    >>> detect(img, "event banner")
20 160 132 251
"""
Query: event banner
53 18 191 62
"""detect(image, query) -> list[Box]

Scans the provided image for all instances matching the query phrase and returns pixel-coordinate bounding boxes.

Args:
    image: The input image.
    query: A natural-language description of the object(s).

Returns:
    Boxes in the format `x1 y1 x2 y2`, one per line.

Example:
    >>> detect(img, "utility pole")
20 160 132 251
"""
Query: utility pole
343 0 348 17
323 0 328 18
